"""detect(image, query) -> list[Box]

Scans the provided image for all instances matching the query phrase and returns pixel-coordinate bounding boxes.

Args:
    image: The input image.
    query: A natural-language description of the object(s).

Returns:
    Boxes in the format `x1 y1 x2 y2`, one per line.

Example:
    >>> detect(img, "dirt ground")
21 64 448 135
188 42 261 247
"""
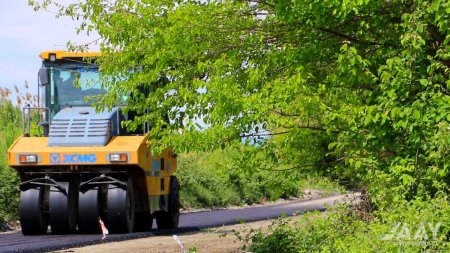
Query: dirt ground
53 217 300 253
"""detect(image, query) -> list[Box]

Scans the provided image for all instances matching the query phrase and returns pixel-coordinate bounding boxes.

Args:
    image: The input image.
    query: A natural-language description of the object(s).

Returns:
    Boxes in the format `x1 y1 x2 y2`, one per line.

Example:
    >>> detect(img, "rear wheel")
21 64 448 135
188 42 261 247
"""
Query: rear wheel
156 177 180 230
106 178 135 233
20 186 49 235
49 181 78 234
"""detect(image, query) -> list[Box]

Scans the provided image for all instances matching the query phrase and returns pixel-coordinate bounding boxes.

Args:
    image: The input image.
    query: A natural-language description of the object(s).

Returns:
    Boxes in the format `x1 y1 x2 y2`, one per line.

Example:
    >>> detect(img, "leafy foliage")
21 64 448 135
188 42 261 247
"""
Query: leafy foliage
0 99 22 227
28 1 450 199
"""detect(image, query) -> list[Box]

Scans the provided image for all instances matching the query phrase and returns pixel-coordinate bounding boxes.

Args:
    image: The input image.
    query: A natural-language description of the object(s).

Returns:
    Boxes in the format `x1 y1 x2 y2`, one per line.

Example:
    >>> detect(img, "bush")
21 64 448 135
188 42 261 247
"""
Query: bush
238 196 450 253
176 146 342 209
0 165 19 227
0 99 21 227
177 152 241 208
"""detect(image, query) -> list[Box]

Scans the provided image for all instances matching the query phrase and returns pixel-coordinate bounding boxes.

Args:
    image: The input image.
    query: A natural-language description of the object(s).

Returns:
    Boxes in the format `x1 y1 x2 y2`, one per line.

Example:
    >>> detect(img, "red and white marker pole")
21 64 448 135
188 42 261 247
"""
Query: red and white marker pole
99 218 109 240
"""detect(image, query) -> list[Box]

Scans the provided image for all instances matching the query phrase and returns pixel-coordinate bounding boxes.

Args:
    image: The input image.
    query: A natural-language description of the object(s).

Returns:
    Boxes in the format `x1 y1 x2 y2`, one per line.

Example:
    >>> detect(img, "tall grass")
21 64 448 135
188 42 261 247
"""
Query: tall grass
0 82 37 227
0 99 22 227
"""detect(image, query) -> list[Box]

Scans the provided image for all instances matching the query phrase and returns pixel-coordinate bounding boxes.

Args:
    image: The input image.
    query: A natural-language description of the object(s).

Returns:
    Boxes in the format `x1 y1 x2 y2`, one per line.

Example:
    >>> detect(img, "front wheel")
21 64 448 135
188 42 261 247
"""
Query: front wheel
20 187 49 235
78 186 102 234
49 181 78 234
106 178 135 233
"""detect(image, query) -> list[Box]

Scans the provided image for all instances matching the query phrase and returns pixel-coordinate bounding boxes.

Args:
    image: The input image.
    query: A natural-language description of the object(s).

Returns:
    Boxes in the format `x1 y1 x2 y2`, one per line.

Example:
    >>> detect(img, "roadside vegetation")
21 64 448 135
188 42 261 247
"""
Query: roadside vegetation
0 99 22 229
177 147 341 210
237 198 450 253
0 85 39 229
0 93 342 228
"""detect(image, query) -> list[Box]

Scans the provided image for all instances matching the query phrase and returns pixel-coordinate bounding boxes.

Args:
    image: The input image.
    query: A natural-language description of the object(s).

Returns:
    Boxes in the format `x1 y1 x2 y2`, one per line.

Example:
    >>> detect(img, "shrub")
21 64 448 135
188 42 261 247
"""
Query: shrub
0 99 21 227
176 147 342 209
238 197 450 253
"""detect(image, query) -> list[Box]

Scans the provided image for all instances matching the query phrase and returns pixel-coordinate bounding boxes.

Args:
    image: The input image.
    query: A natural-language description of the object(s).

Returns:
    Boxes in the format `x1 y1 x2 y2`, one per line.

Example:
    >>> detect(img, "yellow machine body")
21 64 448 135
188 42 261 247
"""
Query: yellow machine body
39 50 102 60
8 135 176 197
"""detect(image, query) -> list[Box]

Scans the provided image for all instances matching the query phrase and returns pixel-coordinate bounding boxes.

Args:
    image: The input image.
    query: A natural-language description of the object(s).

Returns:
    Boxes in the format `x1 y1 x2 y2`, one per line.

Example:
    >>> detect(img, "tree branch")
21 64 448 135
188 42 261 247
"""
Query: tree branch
239 130 291 138
282 124 341 133
316 27 363 44
258 164 316 172
272 109 302 117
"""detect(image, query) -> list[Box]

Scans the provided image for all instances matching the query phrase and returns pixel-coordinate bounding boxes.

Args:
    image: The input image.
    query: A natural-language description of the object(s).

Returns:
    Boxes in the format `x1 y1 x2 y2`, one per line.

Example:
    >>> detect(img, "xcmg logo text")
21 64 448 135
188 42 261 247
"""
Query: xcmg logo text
50 153 97 164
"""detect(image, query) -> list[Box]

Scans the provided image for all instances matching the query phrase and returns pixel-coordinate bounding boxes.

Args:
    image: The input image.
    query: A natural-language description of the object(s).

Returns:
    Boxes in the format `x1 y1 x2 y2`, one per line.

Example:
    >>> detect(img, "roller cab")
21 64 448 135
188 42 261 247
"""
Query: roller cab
8 51 179 235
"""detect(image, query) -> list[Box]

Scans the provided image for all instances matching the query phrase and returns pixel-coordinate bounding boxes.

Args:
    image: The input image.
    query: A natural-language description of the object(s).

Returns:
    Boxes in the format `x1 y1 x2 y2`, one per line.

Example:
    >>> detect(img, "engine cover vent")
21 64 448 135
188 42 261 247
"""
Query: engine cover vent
48 107 117 147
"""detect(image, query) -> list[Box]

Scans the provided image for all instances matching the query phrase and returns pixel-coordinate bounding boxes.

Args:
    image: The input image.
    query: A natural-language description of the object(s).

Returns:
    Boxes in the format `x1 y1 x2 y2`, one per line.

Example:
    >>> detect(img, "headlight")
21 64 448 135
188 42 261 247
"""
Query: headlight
109 153 128 162
19 154 38 163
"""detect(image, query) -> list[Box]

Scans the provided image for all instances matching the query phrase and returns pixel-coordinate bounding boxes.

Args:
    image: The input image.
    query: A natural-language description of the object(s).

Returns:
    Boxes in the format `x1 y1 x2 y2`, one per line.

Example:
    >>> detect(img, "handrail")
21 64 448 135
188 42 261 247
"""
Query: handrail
22 105 50 136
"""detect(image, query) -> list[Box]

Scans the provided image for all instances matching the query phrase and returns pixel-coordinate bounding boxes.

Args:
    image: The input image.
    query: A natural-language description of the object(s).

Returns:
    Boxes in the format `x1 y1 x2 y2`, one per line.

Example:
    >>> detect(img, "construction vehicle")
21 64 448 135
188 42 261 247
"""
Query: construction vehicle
7 51 180 235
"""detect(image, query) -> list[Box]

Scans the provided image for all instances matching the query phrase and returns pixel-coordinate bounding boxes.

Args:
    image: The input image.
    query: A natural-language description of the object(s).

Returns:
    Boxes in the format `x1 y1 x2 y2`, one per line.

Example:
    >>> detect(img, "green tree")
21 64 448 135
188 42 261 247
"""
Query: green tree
30 0 450 204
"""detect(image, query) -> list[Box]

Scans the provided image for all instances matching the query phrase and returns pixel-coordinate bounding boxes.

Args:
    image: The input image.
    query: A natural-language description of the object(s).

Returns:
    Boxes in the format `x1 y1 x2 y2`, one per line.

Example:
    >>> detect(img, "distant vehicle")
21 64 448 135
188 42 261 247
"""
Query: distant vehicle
8 51 179 235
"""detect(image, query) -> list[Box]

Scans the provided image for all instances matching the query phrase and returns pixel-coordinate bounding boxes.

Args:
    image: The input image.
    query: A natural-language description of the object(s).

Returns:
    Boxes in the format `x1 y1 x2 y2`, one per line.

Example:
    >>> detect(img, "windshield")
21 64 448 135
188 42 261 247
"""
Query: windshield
48 62 106 107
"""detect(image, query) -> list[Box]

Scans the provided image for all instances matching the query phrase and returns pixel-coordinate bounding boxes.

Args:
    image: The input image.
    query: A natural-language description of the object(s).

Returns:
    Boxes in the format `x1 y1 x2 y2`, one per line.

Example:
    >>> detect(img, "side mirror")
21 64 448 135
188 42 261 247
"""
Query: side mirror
38 67 49 86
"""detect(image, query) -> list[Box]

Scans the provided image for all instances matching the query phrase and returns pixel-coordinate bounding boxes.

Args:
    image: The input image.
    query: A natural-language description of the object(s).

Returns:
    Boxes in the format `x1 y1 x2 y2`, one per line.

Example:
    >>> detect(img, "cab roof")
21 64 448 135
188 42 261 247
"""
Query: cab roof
40 50 101 60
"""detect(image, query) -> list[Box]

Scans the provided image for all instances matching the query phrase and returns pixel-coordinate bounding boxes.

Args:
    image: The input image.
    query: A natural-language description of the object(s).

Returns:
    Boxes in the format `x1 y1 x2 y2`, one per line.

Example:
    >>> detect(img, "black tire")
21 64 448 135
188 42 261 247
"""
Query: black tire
106 178 135 233
156 177 180 230
78 186 101 234
134 211 153 232
49 181 78 234
20 186 49 235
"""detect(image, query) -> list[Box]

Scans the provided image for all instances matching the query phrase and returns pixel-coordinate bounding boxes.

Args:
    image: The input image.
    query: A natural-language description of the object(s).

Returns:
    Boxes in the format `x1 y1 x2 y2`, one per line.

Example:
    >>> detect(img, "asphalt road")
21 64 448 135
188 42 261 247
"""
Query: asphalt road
0 194 355 253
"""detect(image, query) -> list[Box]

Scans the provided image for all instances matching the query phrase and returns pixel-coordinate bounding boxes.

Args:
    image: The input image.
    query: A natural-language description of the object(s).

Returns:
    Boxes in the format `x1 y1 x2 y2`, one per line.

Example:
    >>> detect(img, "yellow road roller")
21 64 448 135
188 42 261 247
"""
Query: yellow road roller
8 51 180 235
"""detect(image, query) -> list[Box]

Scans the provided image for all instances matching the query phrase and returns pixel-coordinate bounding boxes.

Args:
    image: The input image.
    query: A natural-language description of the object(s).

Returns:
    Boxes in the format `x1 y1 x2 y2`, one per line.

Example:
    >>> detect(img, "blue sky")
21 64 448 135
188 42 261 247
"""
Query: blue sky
0 1 98 98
